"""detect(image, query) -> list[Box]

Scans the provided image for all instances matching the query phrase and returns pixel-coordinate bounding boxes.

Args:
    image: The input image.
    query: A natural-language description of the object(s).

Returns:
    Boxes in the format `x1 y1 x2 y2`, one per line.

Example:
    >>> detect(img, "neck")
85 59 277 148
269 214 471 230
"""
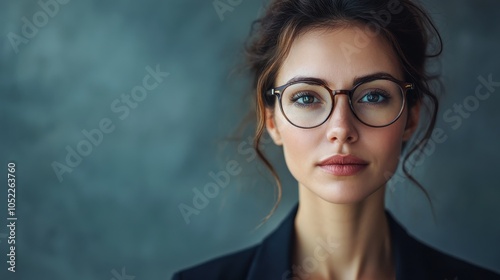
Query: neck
293 184 394 280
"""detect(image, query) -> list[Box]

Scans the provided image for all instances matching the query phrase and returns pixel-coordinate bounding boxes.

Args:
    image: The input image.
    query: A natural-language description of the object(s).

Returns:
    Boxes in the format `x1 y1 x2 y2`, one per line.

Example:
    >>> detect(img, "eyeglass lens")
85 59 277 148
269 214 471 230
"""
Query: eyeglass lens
279 79 404 127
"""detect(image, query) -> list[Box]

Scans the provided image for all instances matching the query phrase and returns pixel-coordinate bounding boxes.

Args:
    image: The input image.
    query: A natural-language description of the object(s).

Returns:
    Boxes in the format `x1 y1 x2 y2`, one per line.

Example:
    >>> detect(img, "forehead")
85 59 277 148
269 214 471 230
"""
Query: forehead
276 26 403 87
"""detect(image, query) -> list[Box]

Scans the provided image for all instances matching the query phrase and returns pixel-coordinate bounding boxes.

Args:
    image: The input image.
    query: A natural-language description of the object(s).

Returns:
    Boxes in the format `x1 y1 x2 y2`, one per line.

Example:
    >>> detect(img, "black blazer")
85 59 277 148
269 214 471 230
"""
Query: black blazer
173 205 500 279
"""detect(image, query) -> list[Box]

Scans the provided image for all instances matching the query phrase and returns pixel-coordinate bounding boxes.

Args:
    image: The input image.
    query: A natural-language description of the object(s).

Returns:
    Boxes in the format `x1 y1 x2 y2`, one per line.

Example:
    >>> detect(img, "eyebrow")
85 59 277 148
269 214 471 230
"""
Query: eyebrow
284 72 398 87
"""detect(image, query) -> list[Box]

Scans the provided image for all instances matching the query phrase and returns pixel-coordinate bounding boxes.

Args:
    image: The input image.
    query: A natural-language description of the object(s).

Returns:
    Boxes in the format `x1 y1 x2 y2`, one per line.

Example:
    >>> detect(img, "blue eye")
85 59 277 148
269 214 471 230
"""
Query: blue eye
291 92 320 105
359 92 389 103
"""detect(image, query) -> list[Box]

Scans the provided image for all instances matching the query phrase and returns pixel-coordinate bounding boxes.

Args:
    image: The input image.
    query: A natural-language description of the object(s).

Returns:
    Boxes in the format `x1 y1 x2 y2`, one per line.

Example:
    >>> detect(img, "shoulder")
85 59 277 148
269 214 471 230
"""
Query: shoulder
171 244 259 280
419 239 500 279
386 210 500 279
172 205 298 280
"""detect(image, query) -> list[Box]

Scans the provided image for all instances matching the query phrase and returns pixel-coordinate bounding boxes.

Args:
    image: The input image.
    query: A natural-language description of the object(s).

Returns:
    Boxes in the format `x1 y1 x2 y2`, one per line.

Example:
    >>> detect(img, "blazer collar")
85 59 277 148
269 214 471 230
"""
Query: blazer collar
387 210 429 279
246 204 429 280
246 205 297 280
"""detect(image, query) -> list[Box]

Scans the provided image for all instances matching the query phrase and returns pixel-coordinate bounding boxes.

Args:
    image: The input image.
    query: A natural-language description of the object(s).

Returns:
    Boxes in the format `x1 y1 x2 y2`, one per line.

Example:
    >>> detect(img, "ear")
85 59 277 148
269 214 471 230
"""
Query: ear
402 101 421 141
265 108 283 146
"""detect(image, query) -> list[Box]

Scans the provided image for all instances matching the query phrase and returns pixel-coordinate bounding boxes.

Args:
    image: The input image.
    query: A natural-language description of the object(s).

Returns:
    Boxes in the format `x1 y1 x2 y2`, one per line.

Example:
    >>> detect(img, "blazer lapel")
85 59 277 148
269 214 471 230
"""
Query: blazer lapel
386 211 430 280
246 205 298 280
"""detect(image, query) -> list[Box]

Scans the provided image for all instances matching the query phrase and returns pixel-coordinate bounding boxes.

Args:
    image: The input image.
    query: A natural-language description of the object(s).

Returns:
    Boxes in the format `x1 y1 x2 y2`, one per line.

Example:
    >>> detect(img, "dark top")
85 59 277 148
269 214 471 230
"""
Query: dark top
173 204 500 280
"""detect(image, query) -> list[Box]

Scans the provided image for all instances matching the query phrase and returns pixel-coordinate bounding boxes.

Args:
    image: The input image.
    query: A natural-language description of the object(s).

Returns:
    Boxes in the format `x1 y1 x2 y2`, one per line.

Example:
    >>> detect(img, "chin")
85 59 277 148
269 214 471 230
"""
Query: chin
307 181 385 205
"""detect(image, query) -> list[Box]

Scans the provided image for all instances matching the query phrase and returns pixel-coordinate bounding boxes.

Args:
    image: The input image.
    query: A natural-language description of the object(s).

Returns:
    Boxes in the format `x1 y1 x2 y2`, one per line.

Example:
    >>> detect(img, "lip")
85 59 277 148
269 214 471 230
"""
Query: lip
317 155 368 176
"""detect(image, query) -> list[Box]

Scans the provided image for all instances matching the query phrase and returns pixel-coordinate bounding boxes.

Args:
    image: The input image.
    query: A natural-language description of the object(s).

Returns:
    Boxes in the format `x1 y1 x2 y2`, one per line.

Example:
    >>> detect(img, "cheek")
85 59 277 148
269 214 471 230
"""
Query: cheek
274 113 319 175
363 119 407 173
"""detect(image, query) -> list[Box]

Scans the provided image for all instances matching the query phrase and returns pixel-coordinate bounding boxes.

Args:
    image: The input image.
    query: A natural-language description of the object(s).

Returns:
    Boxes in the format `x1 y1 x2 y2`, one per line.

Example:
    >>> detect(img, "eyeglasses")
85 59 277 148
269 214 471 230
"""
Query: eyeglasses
266 77 414 128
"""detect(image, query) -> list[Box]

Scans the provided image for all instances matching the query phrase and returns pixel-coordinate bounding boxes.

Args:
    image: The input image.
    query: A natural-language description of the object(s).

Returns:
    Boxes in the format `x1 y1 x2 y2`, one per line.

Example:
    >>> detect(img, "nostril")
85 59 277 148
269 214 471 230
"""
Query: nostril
325 113 359 144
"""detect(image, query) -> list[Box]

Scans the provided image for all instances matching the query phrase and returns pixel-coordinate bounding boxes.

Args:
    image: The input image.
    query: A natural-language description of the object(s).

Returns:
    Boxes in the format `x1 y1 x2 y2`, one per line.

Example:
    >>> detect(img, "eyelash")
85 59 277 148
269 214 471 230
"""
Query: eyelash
357 90 391 103
290 92 321 106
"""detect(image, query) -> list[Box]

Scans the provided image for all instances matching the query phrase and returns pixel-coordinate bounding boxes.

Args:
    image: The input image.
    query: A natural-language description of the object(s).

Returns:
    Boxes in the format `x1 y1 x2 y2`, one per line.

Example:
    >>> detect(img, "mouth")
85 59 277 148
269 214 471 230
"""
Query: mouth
317 155 368 176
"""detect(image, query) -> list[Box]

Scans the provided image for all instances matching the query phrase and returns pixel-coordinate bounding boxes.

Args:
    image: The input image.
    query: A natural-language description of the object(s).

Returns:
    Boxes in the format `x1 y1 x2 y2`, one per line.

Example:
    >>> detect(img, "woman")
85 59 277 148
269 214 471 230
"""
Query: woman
173 0 500 279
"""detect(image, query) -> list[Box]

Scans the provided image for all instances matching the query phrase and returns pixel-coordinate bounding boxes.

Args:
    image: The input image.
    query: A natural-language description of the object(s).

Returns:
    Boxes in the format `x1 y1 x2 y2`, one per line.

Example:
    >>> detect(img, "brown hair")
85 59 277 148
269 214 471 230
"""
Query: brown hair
245 0 443 220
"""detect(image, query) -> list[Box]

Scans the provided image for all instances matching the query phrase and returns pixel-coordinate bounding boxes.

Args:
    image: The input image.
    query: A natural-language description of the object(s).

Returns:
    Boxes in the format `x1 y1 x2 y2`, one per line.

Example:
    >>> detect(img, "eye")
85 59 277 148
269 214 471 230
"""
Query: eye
291 92 321 105
358 91 390 103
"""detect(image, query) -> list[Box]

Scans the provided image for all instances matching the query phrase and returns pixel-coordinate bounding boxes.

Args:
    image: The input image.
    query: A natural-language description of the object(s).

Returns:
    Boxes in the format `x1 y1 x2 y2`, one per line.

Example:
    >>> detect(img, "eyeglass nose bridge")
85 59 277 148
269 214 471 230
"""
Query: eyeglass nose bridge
332 89 351 96
325 89 355 121
315 88 356 128
329 89 354 107
330 89 352 99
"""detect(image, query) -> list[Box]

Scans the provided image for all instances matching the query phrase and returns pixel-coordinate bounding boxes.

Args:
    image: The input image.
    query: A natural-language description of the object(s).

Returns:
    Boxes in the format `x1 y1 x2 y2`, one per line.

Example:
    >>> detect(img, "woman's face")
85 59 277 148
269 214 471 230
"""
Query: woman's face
266 26 420 204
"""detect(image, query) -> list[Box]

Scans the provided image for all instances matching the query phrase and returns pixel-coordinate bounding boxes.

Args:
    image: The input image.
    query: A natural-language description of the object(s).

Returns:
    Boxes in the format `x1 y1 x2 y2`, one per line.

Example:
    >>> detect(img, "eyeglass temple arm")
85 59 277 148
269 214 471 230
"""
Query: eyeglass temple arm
267 81 413 96
266 88 279 96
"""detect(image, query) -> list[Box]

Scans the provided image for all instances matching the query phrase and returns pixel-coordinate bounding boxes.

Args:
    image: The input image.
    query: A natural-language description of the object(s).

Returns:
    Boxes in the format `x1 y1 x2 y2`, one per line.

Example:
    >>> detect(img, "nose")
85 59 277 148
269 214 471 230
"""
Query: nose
325 92 359 144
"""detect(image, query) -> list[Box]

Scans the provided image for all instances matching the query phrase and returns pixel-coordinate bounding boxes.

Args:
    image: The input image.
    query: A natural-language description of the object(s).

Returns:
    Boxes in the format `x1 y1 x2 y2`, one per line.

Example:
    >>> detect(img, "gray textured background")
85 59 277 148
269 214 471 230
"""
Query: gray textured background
1 0 499 279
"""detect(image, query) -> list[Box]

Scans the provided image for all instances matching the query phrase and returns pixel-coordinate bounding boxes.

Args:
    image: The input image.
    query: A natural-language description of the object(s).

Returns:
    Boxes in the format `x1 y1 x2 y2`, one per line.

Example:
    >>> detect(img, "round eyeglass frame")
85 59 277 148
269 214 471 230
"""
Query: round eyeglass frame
266 77 414 129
